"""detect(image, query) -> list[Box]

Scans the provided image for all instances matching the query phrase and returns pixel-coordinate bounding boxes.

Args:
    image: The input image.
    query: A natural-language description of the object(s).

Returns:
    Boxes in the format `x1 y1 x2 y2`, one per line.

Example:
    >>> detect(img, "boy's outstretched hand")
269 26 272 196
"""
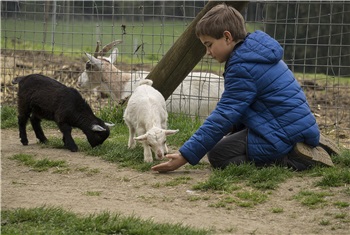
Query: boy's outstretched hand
151 153 188 172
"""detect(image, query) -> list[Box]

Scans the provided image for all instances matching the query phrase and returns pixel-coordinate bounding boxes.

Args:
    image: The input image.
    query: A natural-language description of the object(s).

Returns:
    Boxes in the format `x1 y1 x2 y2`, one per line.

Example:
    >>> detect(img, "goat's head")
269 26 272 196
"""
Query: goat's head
77 40 122 89
84 121 115 148
134 127 179 160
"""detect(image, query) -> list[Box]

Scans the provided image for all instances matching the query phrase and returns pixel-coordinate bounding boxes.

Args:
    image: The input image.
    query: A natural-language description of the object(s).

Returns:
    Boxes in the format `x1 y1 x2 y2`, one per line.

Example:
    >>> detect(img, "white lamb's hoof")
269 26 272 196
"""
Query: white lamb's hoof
144 157 153 163
128 142 136 149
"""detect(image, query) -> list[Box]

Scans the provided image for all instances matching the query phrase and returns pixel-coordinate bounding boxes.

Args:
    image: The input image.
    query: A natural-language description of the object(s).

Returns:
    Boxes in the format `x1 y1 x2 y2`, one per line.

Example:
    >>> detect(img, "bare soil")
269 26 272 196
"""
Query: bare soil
1 128 349 235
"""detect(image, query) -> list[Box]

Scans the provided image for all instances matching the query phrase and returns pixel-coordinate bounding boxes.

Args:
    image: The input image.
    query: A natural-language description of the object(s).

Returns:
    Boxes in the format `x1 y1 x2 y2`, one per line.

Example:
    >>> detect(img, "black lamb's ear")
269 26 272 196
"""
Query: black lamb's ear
91 124 106 132
104 122 115 127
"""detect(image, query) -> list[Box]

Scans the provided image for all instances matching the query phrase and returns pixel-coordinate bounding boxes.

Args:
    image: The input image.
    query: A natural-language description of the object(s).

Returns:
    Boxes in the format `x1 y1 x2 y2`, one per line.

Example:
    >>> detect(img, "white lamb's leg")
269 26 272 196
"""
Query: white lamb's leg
127 125 136 149
164 144 169 153
142 143 153 163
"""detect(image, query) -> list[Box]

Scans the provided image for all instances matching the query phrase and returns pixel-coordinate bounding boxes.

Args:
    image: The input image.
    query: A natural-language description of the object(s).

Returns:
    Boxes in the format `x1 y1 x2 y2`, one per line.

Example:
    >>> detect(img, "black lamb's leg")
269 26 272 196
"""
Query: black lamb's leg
18 114 29 145
58 123 78 152
30 115 48 143
17 99 31 146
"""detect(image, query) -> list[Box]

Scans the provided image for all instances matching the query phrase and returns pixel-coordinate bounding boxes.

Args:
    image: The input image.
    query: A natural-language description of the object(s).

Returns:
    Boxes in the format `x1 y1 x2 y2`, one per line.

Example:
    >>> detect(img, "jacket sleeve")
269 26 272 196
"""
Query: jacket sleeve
179 64 257 165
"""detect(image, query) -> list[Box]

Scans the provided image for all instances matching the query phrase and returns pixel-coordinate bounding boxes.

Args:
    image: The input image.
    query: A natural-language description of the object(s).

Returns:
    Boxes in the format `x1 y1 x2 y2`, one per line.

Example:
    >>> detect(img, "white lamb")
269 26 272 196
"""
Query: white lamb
123 79 178 163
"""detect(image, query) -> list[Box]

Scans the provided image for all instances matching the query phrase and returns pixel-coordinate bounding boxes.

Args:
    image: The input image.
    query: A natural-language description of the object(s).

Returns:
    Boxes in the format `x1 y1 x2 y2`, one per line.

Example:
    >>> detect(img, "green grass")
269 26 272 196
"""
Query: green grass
1 19 265 75
1 105 18 128
85 191 102 197
2 105 349 188
305 150 350 188
192 163 292 192
208 190 268 209
315 167 350 187
164 176 192 187
1 19 184 57
1 206 210 235
17 108 201 172
293 190 333 209
2 18 217 71
10 153 67 172
271 207 284 213
76 166 100 176
235 190 268 207
333 201 350 208
1 105 58 130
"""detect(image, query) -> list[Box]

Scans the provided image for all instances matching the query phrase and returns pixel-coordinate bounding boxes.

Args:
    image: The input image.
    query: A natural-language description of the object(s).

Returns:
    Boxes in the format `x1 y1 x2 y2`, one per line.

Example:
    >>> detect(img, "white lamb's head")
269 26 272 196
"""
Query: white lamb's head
134 127 178 160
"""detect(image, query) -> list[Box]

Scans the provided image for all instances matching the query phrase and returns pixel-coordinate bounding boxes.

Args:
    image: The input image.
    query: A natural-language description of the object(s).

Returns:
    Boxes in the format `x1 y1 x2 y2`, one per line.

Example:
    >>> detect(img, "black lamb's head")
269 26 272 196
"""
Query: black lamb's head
85 121 111 148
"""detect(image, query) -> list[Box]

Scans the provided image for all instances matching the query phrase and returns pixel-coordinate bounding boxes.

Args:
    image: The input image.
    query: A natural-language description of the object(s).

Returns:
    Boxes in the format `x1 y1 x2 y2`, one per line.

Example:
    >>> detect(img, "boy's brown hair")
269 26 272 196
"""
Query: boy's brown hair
195 3 247 40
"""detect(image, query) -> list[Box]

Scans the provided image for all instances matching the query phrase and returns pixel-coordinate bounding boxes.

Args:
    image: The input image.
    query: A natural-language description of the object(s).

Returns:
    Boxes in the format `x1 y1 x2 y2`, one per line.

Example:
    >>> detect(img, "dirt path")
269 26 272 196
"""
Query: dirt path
1 128 348 234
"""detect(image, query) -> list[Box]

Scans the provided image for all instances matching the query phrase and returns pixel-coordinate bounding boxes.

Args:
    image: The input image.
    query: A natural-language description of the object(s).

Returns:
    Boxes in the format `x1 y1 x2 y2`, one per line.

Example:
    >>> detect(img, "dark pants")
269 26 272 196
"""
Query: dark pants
207 128 312 171
207 129 248 169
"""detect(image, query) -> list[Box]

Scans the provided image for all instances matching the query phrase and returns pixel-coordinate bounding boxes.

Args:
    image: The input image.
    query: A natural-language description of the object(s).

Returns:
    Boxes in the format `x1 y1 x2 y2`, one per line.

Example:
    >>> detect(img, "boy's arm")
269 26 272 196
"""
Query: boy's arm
179 66 257 166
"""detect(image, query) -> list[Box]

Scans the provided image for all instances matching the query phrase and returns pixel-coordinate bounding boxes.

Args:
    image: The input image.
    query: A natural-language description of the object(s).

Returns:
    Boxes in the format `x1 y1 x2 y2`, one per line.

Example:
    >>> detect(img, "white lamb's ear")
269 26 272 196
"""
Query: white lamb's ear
104 122 115 127
91 124 106 132
134 133 148 141
164 129 179 136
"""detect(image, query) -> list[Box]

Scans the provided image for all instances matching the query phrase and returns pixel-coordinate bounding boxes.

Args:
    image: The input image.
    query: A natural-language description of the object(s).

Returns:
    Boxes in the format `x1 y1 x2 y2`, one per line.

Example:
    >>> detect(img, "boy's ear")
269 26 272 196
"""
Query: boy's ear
223 30 233 42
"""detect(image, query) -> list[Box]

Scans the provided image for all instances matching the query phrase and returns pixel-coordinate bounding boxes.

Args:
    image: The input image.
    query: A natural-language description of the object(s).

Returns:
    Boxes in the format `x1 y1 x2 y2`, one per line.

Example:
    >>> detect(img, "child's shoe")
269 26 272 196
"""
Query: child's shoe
293 142 334 167
319 133 341 156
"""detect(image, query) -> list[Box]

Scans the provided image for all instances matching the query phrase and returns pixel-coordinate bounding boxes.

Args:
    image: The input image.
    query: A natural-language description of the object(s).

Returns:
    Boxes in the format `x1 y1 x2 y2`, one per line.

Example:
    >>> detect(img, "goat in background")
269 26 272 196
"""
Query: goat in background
77 41 224 117
78 40 139 101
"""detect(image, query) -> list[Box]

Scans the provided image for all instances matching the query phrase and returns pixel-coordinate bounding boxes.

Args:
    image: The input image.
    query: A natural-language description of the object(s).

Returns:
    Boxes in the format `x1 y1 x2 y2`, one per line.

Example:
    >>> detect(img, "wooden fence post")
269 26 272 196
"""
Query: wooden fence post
146 1 249 100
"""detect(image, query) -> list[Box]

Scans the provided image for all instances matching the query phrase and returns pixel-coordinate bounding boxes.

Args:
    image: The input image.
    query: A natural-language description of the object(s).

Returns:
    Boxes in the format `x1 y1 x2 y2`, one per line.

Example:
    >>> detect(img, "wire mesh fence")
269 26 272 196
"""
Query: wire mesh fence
1 1 349 148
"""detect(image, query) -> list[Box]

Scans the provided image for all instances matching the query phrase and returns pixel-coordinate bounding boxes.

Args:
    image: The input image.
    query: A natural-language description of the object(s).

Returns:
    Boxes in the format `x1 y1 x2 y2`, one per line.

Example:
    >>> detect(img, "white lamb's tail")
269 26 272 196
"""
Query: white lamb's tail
138 79 153 86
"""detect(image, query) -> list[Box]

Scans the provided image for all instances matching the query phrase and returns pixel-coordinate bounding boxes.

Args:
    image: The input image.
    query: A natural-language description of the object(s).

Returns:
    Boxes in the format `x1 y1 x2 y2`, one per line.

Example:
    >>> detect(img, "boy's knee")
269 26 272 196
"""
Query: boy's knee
207 151 226 169
207 151 246 169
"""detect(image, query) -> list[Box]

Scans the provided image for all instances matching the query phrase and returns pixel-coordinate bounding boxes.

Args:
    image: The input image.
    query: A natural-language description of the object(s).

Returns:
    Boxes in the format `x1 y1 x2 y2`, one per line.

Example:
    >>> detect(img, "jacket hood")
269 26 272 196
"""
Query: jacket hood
230 30 283 65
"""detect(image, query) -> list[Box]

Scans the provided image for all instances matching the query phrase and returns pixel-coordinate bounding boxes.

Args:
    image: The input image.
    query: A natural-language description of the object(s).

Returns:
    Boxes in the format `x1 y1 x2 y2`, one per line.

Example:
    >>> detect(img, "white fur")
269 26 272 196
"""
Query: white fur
167 72 224 117
123 79 178 163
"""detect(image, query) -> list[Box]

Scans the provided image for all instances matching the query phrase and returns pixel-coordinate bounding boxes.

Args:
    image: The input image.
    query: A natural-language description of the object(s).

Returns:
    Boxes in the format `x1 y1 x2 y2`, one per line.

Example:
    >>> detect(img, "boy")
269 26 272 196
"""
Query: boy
152 3 339 172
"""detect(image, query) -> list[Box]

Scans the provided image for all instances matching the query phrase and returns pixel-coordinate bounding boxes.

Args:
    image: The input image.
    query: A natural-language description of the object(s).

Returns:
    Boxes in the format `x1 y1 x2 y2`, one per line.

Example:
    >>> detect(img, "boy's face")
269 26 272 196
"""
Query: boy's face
199 32 235 63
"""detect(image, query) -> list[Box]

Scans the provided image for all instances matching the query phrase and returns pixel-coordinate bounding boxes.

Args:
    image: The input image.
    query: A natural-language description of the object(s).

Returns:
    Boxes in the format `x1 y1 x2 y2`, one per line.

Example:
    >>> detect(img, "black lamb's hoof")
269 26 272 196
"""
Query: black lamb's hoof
39 139 48 144
68 146 78 152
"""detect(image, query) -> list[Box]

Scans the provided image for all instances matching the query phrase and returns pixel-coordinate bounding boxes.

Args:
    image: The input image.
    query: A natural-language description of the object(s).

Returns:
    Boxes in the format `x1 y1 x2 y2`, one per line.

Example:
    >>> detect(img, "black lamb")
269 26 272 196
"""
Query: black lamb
12 74 112 152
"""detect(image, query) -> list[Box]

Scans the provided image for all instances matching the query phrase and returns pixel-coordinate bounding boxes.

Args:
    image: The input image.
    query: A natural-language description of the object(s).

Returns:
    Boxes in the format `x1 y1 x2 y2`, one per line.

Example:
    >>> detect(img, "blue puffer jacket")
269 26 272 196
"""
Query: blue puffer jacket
179 30 320 165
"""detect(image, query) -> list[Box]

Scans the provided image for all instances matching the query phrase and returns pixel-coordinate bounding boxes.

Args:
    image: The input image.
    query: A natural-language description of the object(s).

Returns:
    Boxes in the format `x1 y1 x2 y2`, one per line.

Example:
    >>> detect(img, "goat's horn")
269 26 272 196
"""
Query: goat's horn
100 40 123 56
94 41 101 58
85 52 103 70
